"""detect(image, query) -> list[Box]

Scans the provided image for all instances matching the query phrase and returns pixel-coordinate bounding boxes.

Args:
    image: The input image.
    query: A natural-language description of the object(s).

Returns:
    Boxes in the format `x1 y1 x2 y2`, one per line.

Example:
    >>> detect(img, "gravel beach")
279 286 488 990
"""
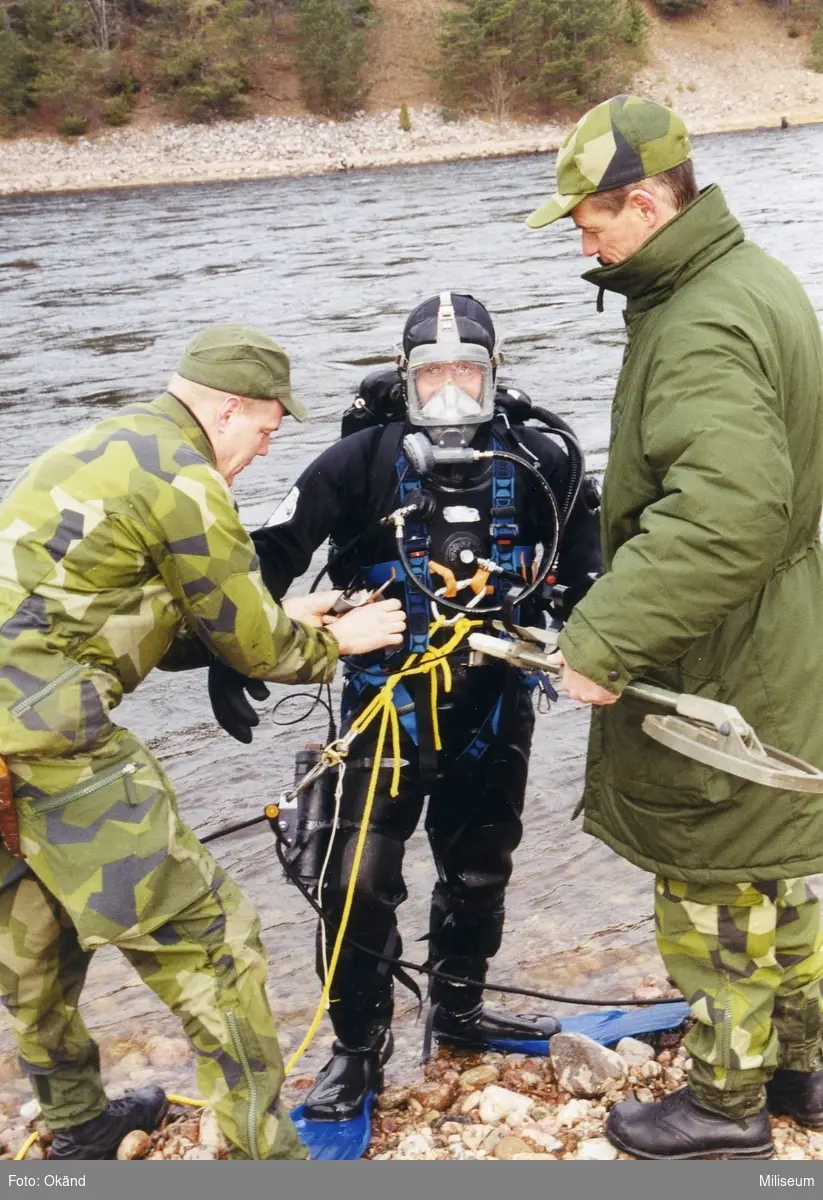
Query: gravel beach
3 978 822 1162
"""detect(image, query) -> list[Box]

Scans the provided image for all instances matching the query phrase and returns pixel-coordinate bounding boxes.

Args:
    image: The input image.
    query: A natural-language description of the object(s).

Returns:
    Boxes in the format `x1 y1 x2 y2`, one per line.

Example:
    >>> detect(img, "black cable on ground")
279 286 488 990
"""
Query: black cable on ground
199 808 685 1012
272 838 684 1011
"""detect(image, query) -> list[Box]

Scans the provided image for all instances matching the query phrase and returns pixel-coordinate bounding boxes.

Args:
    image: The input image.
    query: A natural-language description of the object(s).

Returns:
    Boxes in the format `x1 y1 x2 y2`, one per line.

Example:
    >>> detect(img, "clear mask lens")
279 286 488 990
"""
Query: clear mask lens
406 351 494 429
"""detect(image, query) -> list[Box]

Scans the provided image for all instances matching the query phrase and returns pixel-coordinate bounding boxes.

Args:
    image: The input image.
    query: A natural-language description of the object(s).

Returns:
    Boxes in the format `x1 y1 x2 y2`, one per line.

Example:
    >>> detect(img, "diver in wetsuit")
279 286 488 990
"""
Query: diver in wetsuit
213 293 602 1121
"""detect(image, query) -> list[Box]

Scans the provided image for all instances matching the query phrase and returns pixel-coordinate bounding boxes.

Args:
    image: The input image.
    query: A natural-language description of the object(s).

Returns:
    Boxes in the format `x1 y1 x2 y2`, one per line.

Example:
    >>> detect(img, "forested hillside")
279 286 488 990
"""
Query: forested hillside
1 0 822 136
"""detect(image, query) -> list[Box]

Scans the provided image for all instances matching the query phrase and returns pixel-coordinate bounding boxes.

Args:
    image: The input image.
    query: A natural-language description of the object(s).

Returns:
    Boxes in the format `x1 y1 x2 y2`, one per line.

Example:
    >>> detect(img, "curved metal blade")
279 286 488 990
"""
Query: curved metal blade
643 714 823 793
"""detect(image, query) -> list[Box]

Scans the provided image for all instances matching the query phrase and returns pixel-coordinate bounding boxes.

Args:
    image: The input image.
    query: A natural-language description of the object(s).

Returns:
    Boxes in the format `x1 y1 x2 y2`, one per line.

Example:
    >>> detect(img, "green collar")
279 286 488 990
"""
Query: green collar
582 184 744 315
150 391 216 466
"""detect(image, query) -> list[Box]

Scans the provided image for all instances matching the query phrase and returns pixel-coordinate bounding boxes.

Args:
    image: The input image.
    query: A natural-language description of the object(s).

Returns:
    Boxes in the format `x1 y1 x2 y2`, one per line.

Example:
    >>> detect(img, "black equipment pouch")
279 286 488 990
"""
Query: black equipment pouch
278 744 338 893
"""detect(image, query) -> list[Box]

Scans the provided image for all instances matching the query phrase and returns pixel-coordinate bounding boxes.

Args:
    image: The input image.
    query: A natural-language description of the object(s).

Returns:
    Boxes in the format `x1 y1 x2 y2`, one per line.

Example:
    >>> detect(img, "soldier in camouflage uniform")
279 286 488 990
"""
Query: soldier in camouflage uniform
527 97 823 1158
0 325 405 1160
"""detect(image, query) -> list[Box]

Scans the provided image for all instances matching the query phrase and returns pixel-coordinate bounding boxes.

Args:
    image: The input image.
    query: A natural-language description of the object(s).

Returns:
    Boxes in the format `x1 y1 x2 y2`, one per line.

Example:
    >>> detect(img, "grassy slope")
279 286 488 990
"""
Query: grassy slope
358 0 820 119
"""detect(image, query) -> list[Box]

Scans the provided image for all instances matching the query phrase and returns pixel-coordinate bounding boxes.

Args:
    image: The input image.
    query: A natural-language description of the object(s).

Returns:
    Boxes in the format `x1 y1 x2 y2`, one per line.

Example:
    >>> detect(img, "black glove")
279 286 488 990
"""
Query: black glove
208 660 270 744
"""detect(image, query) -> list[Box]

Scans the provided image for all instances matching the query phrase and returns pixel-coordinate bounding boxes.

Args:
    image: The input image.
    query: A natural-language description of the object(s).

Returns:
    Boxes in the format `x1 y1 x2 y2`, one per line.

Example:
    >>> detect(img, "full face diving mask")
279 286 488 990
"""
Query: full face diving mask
404 294 496 445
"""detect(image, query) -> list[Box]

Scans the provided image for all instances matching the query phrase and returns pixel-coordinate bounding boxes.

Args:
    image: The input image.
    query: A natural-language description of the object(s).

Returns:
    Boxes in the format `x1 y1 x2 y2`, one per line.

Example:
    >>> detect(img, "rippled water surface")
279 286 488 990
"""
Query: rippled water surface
2 126 823 1097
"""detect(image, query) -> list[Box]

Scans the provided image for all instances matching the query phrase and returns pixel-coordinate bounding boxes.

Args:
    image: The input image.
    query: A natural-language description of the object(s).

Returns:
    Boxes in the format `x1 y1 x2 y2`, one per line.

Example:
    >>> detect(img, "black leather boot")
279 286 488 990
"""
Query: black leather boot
766 1068 823 1128
432 1001 559 1049
606 1087 774 1160
303 1031 393 1122
49 1086 168 1160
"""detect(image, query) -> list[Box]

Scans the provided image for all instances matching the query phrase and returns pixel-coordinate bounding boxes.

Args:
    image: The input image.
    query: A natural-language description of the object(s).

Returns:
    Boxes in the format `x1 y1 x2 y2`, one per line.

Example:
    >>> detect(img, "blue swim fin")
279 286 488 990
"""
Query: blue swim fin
291 1003 690 1158
291 1090 376 1161
483 1001 690 1056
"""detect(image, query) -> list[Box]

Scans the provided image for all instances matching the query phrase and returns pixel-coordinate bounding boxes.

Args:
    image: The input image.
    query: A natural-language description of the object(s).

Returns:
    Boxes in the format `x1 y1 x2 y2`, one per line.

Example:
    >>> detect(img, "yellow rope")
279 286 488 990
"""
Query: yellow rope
284 618 482 1076
166 1093 206 1108
284 701 393 1075
13 1131 39 1160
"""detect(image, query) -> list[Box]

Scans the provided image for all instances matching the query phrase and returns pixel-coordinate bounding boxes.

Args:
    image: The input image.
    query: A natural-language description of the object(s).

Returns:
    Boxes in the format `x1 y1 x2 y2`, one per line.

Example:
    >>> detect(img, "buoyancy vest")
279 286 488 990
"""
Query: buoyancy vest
340 420 544 756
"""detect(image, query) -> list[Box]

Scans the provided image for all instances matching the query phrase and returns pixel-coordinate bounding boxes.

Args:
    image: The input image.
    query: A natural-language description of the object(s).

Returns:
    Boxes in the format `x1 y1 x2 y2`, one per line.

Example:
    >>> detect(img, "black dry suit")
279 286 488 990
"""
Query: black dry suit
252 384 601 1066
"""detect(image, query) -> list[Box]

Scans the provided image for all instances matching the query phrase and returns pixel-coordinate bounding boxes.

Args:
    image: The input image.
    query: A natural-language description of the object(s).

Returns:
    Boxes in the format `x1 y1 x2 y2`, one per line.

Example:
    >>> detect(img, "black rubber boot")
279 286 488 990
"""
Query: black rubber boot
48 1086 169 1160
303 1031 394 1123
766 1068 823 1128
606 1087 774 1160
432 1002 559 1050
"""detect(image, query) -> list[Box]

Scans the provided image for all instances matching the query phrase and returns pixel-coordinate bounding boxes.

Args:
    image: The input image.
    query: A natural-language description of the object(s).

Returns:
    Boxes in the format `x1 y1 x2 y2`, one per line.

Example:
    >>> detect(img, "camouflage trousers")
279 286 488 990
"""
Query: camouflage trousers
0 728 306 1160
656 875 823 1119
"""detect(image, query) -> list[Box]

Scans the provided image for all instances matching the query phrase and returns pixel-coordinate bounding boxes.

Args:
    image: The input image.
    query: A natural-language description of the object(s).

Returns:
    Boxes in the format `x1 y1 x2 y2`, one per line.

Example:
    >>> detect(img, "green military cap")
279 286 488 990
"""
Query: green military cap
177 323 307 421
526 94 692 229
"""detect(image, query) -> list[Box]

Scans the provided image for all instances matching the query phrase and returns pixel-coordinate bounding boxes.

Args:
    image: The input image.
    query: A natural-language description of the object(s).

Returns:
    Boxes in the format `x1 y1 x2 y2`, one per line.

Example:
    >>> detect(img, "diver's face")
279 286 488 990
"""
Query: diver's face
415 361 485 406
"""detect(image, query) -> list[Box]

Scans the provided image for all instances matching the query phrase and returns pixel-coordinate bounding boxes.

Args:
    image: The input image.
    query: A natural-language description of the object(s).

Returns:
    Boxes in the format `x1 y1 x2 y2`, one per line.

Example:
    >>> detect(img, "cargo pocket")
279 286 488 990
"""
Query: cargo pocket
9 662 87 718
8 661 116 757
19 753 214 948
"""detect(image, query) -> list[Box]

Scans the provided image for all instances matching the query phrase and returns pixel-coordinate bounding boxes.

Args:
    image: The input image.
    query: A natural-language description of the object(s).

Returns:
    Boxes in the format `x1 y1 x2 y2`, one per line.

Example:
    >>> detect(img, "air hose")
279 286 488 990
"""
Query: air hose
392 448 560 618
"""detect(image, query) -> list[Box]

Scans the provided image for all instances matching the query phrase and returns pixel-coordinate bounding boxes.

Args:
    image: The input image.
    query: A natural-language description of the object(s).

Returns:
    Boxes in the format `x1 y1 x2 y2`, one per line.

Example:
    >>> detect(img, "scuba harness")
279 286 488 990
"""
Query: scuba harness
333 365 577 757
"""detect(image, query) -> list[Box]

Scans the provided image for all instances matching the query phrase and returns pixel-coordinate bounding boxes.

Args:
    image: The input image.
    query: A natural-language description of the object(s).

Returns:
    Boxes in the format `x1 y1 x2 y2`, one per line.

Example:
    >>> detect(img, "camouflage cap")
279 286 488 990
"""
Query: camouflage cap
177 324 306 421
526 94 692 229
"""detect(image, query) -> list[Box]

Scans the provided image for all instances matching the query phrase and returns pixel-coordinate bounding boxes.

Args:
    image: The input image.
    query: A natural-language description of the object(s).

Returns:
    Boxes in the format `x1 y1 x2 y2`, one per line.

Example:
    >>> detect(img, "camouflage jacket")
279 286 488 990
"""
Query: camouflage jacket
0 391 338 761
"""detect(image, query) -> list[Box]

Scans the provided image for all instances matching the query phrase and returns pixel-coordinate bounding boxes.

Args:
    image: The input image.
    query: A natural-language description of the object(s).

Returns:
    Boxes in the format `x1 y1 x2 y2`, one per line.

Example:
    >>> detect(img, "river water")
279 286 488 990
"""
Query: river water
2 125 823 1102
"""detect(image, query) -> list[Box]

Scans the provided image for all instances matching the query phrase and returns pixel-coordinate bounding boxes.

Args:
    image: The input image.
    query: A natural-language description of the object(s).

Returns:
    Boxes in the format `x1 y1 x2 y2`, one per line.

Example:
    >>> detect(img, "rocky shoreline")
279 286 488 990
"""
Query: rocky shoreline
0 108 565 197
2 977 822 1162
1 103 822 199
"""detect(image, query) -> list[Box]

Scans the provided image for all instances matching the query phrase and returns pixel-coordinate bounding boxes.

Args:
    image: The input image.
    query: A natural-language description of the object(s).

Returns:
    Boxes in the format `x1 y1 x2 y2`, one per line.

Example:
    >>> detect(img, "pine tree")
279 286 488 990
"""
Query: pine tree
0 23 36 116
529 0 639 108
295 0 367 116
438 0 647 117
623 0 650 52
145 0 263 121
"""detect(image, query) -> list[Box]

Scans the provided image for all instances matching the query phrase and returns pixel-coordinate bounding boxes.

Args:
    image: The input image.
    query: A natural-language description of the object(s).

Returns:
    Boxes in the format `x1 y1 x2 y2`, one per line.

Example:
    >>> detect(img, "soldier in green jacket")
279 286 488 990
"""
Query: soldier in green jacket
527 97 823 1158
0 324 405 1160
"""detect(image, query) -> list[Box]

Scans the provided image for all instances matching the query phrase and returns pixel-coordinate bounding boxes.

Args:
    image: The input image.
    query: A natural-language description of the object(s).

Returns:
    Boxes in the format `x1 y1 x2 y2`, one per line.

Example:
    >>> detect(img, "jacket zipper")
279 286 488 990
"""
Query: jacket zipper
226 1009 261 1160
28 762 138 814
10 662 86 717
722 985 732 1074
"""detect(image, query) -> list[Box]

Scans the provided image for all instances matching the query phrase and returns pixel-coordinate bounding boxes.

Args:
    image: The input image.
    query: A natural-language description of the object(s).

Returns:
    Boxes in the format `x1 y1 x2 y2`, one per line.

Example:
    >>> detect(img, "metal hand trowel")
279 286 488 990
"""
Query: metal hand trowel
468 628 823 793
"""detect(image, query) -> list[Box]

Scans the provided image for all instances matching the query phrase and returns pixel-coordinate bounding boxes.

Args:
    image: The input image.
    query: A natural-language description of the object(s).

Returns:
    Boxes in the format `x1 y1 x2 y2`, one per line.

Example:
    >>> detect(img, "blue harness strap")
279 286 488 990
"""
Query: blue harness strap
489 434 518 583
459 694 504 763
396 449 431 655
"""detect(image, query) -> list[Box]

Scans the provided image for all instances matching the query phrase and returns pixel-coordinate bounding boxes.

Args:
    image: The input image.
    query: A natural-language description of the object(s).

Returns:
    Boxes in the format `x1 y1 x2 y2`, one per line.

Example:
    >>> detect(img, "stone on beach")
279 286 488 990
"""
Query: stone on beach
549 1033 627 1098
116 1129 152 1160
615 1037 656 1068
576 1136 618 1161
197 1106 229 1156
458 1065 500 1091
395 1130 436 1159
478 1085 534 1126
493 1136 534 1159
